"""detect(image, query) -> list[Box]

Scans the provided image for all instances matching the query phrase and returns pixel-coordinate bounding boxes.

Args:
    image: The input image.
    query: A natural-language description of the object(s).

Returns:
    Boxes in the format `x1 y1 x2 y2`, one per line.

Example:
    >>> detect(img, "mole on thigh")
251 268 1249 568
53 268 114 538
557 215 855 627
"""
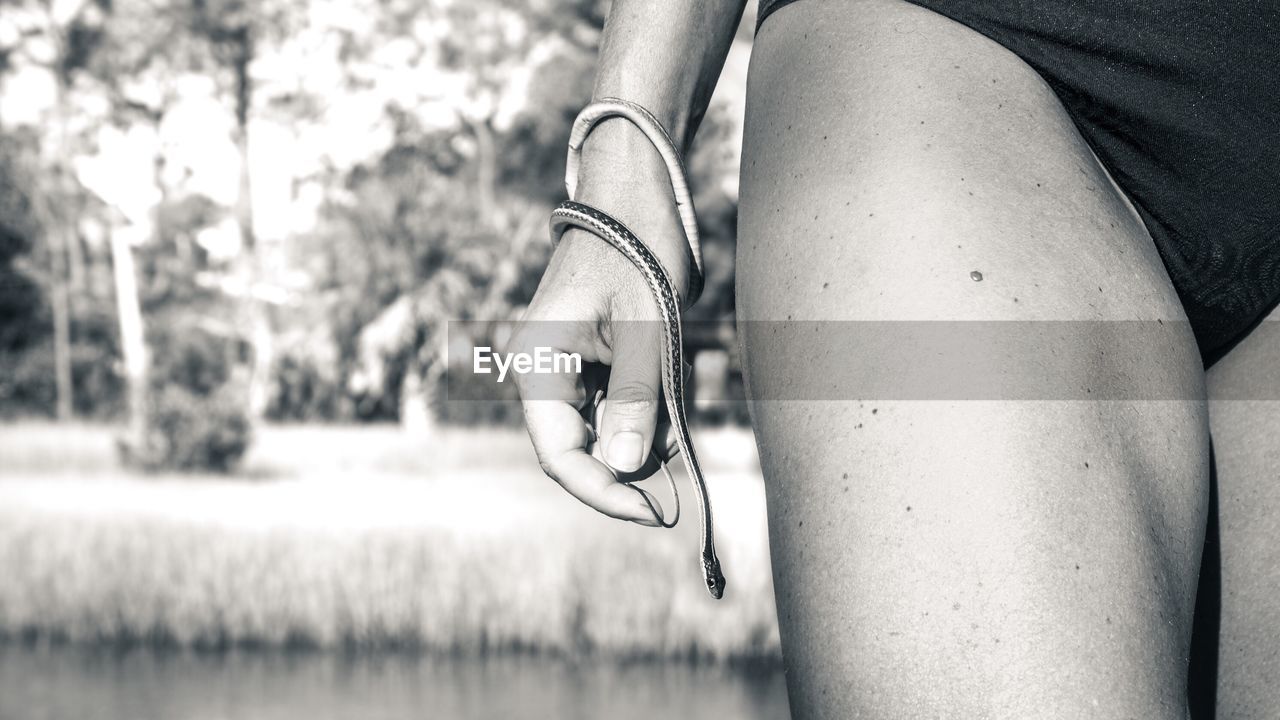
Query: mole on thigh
740 1 1208 717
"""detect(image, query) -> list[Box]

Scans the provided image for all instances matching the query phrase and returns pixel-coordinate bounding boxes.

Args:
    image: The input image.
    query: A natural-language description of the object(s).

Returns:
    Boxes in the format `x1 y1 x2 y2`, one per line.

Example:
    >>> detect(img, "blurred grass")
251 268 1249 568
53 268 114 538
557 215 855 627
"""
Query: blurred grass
0 421 542 479
0 422 780 662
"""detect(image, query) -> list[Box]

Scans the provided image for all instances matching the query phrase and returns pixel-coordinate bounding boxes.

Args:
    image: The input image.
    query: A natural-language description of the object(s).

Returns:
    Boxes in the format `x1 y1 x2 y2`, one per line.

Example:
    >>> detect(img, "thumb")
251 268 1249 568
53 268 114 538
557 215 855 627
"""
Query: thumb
600 319 664 474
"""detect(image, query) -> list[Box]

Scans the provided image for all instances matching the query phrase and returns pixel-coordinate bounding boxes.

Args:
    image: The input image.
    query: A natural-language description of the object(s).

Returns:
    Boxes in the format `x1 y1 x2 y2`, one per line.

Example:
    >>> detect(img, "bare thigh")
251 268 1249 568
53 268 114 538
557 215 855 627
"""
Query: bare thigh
1204 303 1280 719
739 0 1209 717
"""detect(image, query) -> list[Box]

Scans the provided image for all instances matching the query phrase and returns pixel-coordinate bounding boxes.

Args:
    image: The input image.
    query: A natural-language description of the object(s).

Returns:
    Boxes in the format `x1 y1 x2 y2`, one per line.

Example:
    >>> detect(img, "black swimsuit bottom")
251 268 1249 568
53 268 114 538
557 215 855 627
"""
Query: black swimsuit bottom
757 0 1280 366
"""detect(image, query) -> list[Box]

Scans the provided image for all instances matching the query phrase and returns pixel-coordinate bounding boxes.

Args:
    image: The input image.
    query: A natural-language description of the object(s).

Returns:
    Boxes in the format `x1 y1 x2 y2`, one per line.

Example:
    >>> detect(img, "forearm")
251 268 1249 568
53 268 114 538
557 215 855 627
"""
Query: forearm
569 0 747 298
592 0 747 151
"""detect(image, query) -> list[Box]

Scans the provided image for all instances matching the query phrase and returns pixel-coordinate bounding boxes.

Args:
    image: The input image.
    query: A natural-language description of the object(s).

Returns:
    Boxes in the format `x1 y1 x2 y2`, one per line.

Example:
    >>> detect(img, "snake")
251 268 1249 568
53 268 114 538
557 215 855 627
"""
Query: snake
547 98 726 600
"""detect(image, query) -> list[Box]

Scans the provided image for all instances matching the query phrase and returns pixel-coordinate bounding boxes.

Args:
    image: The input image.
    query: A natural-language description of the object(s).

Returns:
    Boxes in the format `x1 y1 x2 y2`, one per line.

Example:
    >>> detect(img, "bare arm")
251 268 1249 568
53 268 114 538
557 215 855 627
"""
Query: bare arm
592 0 747 149
572 0 747 298
512 2 747 524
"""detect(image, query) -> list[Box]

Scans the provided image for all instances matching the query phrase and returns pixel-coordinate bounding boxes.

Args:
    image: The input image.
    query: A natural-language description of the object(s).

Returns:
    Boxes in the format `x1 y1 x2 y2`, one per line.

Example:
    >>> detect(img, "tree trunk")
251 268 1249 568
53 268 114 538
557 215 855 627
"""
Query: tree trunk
400 363 434 435
229 25 272 418
109 228 148 448
47 222 74 421
471 117 497 224
47 65 75 421
66 224 86 309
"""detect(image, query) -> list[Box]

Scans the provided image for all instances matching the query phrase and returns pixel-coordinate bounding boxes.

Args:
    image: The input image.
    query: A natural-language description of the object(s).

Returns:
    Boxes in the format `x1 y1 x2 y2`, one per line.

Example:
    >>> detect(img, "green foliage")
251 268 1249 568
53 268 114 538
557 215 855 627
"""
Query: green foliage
0 342 57 417
131 383 252 472
0 106 131 419
0 0 747 428
0 276 128 419
266 352 343 421
148 326 236 396
0 133 50 409
123 328 252 472
0 261 44 353
0 347 148 423
432 363 523 427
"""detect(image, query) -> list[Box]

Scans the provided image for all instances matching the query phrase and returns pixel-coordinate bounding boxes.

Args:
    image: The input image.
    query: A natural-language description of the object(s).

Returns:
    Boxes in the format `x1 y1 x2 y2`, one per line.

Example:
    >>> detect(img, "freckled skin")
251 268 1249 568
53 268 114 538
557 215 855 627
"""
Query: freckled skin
740 1 1207 717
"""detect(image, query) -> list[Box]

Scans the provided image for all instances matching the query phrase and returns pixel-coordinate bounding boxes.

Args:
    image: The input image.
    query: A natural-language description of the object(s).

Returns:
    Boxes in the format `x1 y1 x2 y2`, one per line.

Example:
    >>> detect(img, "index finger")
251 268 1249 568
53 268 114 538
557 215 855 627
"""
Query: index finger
522 398 661 526
507 326 661 526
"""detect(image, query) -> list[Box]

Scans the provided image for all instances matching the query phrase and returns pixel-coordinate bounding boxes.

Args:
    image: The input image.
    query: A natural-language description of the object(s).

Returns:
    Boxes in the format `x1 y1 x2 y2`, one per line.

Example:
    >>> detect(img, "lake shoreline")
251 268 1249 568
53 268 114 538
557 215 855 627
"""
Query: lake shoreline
0 423 781 664
0 642 792 719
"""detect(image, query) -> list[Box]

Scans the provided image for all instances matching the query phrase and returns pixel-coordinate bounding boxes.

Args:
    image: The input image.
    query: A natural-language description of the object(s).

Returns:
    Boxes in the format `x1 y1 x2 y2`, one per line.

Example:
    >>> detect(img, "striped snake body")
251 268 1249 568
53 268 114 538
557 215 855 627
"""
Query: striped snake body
548 98 726 598
550 201 726 599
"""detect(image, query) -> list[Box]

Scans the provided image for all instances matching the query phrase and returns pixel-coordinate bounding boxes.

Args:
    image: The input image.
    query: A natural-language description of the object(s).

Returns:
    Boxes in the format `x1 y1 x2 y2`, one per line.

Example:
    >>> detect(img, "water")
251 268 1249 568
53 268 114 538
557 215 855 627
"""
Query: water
0 644 791 720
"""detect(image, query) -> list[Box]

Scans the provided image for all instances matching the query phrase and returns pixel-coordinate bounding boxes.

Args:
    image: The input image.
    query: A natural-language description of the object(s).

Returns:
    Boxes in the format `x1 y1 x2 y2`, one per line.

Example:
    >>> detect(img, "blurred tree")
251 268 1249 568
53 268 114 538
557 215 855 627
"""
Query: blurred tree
87 0 226 445
294 0 605 426
183 0 302 418
0 0 98 421
0 0 262 443
0 0 745 431
6 0 154 435
0 132 51 414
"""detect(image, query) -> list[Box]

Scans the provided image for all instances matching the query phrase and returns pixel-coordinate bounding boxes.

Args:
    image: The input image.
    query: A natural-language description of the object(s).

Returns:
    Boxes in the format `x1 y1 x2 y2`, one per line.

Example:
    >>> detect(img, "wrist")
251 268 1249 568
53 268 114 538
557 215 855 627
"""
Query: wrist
576 117 673 186
571 124 695 303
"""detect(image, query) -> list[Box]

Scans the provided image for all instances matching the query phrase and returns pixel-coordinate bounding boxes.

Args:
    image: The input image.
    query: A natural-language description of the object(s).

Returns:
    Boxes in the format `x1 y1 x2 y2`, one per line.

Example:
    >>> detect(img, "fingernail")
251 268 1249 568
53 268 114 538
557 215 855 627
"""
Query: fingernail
607 431 644 471
631 511 660 528
633 488 663 527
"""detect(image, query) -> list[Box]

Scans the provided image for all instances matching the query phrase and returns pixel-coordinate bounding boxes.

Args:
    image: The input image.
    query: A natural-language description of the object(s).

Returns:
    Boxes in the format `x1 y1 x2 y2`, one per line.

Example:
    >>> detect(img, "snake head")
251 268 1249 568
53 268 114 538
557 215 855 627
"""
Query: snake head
704 558 726 600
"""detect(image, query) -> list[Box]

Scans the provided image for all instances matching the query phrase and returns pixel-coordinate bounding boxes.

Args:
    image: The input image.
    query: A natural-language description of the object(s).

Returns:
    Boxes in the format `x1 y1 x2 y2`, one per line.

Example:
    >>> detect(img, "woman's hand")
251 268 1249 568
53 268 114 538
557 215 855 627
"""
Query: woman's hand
509 124 692 525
